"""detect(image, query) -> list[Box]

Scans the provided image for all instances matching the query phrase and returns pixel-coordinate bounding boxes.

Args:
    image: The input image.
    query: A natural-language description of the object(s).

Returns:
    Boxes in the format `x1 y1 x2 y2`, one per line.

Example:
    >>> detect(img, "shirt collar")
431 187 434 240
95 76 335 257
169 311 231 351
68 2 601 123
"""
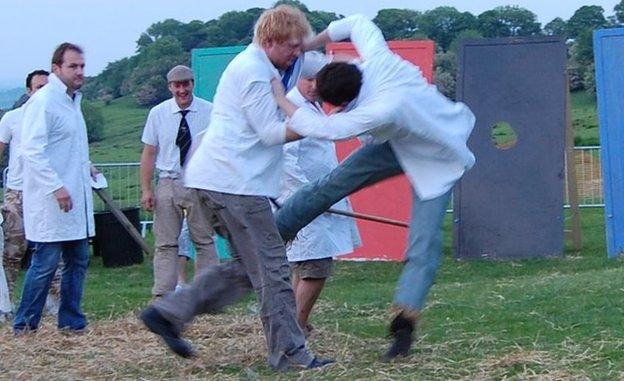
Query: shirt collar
48 73 82 102
249 43 281 78
170 96 198 115
48 73 68 93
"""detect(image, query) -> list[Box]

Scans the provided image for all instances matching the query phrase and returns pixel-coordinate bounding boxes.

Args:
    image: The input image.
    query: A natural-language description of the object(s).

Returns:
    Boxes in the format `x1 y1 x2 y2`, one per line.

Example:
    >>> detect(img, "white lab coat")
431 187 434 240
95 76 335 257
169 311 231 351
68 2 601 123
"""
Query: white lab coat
0 106 26 190
288 15 476 201
184 45 330 198
280 88 361 261
21 73 95 242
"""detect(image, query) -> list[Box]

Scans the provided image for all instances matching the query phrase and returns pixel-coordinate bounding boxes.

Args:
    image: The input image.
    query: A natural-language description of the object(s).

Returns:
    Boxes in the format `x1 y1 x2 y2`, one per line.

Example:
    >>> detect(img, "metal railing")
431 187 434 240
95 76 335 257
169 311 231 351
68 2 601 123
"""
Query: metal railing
0 146 607 227
566 146 603 207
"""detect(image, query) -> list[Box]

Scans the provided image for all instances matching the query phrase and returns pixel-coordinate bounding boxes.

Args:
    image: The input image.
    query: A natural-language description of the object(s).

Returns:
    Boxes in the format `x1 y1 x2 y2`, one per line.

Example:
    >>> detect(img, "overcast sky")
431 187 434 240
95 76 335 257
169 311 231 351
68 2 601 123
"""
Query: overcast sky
0 0 620 87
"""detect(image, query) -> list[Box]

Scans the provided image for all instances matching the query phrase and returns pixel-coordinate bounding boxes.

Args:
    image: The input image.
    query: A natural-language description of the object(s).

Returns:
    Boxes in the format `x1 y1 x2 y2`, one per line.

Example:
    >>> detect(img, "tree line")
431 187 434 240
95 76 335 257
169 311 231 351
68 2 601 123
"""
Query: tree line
81 0 624 106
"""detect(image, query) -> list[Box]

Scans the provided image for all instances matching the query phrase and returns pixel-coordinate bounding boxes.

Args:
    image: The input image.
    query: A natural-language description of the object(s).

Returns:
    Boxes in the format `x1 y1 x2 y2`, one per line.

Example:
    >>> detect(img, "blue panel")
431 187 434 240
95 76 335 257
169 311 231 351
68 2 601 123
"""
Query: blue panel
190 46 246 260
594 28 624 258
191 46 246 101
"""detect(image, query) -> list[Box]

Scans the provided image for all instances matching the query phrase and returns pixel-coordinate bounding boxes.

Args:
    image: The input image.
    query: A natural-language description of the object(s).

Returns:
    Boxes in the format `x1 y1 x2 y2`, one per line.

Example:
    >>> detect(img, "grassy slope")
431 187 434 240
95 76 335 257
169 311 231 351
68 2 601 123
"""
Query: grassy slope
89 96 148 163
571 91 600 146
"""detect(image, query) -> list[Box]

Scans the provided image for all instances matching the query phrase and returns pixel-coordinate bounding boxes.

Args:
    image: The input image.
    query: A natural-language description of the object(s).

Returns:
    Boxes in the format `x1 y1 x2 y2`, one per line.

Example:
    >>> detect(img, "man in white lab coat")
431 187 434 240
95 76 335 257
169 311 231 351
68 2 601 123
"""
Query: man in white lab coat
0 70 64 316
279 68 361 336
272 15 476 360
140 5 333 370
13 43 95 333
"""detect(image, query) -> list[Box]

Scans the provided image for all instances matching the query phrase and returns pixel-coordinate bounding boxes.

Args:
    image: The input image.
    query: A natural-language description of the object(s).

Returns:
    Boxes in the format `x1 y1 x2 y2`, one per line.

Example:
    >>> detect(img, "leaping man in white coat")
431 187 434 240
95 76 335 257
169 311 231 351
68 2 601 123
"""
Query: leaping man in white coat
271 14 476 361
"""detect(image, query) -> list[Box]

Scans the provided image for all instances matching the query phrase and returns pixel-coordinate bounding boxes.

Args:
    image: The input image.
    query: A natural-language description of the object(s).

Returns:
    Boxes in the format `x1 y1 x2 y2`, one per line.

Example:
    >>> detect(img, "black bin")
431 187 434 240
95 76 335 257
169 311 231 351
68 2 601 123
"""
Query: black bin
93 207 144 268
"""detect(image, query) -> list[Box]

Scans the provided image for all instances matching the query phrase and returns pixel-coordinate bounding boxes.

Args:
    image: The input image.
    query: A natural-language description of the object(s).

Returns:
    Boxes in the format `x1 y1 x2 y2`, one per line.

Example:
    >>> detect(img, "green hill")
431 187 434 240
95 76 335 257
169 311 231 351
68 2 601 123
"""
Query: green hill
89 96 148 163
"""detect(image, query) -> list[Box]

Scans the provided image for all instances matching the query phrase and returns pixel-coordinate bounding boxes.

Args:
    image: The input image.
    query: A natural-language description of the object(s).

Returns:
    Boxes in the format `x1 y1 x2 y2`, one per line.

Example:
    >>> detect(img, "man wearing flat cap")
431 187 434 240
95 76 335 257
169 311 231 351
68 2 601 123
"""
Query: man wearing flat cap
140 65 218 299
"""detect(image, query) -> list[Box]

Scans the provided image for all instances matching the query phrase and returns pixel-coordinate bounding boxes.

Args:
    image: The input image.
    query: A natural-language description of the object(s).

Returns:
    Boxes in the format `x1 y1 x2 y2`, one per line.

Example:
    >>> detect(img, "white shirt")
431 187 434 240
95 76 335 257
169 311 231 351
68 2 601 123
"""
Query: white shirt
288 15 476 201
141 97 212 178
280 87 361 261
0 106 26 190
185 45 330 197
21 73 95 242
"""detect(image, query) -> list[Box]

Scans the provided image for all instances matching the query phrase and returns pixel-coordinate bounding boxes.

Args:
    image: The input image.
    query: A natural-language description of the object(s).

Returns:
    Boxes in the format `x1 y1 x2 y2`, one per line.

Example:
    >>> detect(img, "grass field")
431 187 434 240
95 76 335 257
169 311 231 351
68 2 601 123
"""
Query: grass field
571 91 600 146
2 208 622 379
89 96 148 163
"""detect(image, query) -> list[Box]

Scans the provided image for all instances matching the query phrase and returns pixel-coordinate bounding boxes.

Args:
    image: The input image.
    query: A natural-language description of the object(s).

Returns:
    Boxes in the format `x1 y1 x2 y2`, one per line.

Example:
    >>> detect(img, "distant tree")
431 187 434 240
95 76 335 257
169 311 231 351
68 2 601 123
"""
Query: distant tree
544 17 567 37
81 100 105 142
307 10 342 33
616 0 624 24
477 6 541 37
434 51 458 98
128 37 188 105
136 33 154 52
571 28 595 66
201 9 264 47
373 9 424 40
448 29 483 53
566 6 607 39
146 18 185 41
179 20 209 51
421 7 477 51
134 76 170 107
583 62 596 94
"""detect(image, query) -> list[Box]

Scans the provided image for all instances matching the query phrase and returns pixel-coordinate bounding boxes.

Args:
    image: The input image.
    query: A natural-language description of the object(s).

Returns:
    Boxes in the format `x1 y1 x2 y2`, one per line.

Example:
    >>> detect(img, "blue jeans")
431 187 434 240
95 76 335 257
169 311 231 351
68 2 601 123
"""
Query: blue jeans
13 239 89 331
275 142 450 311
275 142 403 242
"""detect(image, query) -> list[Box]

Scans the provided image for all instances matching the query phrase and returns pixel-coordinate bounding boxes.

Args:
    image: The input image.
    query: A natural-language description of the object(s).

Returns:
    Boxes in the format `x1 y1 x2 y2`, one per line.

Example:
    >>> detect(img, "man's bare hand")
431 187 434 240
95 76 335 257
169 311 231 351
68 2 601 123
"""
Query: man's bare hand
141 189 155 212
271 77 286 100
90 165 100 181
53 187 73 212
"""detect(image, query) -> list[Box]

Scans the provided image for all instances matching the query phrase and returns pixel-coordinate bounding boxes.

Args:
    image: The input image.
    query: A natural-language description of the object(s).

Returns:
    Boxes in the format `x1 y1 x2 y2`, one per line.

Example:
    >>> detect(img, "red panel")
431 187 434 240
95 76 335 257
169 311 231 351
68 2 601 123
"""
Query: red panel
326 40 435 261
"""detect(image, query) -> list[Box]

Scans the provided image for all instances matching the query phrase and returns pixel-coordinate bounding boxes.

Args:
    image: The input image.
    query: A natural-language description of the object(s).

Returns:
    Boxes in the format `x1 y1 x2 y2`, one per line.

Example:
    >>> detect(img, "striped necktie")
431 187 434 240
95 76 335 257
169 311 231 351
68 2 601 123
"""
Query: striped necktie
175 110 192 166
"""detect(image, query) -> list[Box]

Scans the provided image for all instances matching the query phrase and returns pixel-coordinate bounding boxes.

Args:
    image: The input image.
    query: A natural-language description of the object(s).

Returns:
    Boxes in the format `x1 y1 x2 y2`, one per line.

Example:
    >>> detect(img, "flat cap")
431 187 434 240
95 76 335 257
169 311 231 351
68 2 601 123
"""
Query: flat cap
167 65 194 82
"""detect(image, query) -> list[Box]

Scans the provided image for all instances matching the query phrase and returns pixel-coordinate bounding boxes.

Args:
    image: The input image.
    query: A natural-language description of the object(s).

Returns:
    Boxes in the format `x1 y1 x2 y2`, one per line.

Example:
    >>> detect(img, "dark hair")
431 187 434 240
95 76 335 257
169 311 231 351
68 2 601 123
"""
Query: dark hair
26 69 49 89
316 62 363 106
51 42 84 66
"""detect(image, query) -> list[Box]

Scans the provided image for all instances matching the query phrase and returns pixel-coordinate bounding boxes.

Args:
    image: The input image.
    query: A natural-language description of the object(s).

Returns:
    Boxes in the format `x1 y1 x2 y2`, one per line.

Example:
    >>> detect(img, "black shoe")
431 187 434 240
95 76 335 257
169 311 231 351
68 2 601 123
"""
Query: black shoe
306 357 336 369
140 306 195 358
382 313 414 362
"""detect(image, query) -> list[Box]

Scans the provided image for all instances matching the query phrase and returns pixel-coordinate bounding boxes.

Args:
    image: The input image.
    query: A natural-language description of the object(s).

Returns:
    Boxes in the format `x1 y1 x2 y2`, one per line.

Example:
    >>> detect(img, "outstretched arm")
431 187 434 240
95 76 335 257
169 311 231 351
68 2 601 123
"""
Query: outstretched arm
271 78 299 118
303 30 332 52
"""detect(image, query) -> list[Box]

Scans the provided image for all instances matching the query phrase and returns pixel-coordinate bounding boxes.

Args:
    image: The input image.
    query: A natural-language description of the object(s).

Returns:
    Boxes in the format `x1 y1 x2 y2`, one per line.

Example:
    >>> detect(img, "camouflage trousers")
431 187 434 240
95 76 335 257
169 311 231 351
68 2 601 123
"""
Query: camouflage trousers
1 189 61 303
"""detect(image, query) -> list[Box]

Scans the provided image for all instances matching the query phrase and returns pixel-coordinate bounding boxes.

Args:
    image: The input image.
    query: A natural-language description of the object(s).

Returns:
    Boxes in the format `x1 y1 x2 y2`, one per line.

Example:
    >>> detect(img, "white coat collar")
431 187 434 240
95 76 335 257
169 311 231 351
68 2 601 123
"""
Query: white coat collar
48 73 82 103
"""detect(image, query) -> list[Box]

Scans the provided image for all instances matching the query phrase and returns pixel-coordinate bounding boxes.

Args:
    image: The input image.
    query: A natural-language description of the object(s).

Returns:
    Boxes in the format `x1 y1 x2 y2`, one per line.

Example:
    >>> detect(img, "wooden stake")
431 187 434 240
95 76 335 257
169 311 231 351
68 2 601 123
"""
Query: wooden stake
94 188 153 255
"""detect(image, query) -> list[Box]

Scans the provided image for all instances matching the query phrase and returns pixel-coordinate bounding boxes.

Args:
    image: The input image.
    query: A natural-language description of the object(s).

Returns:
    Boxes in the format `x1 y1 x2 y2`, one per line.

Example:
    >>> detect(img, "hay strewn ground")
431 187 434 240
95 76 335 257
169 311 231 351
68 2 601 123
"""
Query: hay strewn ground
0 304 614 380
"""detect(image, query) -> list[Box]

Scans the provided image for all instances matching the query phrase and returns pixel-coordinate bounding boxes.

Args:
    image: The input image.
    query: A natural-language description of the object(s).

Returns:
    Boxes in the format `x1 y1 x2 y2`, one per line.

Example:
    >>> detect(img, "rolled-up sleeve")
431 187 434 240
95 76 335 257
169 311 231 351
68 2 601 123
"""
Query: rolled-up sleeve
0 111 14 144
141 108 159 146
21 100 64 195
241 80 286 146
